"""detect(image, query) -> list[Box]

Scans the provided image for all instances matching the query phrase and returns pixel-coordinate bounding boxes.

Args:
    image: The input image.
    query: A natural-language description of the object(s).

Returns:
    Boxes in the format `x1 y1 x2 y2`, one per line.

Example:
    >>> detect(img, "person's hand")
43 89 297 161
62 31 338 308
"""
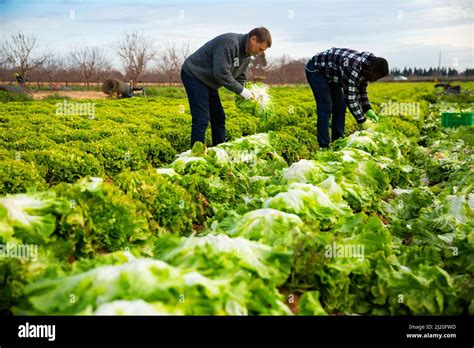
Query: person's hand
365 109 379 121
359 118 373 131
240 88 253 100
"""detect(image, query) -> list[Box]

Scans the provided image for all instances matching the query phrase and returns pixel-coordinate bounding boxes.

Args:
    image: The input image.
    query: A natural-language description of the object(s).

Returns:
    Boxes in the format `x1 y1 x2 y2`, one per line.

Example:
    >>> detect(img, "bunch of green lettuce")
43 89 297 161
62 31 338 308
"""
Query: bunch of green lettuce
287 215 394 314
217 133 288 177
0 192 70 312
216 208 306 253
114 168 196 236
298 291 328 315
0 159 47 195
282 149 391 211
0 191 69 245
16 253 234 315
156 233 292 286
53 177 151 257
18 250 291 315
263 183 352 229
235 82 275 121
154 233 293 314
167 136 287 220
373 263 464 315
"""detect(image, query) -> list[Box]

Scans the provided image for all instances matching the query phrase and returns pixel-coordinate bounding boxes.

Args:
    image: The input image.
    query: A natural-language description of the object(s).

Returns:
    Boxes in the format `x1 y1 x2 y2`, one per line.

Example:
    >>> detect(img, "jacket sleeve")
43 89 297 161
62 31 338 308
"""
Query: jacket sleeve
341 68 367 124
212 43 244 94
358 80 372 113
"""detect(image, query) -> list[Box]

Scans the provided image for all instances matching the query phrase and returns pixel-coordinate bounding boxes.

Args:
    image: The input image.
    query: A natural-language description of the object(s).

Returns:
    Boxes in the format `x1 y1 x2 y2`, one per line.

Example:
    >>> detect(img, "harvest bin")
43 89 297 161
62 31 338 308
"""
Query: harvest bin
441 112 474 128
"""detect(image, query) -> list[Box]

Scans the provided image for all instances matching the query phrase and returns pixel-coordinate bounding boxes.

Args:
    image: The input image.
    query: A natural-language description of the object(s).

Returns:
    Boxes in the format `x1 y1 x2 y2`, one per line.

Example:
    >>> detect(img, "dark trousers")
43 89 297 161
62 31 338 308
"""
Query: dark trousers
181 69 226 147
305 64 346 148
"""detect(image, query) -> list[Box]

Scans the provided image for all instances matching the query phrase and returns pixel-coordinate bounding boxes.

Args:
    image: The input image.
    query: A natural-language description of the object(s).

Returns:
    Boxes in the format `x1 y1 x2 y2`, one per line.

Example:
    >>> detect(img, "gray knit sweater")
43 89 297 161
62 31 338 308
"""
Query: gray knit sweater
182 33 250 94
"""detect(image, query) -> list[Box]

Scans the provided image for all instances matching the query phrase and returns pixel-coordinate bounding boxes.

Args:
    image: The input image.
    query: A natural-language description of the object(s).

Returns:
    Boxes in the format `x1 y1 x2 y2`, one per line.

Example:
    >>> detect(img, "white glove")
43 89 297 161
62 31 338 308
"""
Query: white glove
240 88 252 100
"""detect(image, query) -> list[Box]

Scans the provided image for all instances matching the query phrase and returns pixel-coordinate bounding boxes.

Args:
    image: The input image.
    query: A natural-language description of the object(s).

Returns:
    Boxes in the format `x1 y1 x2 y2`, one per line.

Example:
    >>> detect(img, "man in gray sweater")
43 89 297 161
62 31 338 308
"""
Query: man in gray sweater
181 27 272 147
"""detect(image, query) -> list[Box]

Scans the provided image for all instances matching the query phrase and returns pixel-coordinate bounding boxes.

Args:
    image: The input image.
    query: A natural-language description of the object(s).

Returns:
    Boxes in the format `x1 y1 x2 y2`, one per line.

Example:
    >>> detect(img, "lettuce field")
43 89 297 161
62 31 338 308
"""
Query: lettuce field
0 82 473 316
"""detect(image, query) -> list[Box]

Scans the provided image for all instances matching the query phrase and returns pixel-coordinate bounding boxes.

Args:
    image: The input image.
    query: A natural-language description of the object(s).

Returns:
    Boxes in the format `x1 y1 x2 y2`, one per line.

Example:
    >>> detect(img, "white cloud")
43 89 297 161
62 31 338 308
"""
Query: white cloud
398 24 473 49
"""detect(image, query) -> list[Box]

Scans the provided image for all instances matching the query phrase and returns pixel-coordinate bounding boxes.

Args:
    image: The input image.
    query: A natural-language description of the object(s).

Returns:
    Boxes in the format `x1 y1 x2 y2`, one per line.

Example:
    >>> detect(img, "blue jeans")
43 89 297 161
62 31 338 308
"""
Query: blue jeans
181 69 226 147
305 62 346 148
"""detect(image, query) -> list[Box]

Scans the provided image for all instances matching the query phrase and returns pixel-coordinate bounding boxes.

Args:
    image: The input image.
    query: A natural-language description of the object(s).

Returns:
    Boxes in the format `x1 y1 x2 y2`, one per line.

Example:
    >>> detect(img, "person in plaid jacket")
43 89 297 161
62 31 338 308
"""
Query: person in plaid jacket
305 48 389 148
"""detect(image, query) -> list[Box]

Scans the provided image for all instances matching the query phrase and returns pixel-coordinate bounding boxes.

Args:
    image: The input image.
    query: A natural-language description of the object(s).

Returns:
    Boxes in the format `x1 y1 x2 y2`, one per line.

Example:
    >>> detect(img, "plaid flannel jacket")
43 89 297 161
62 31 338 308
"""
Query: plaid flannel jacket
309 48 374 123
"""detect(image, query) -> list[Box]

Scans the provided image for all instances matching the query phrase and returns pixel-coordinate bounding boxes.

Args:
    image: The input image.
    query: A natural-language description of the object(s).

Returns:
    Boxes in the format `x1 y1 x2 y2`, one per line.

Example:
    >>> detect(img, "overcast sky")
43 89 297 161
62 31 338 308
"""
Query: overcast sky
0 0 472 71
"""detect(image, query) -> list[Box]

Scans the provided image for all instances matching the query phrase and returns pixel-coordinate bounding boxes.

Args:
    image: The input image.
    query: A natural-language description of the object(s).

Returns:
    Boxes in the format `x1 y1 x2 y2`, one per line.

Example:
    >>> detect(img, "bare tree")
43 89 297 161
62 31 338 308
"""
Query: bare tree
264 56 307 84
94 61 112 87
271 54 292 84
157 41 191 85
115 32 157 87
54 58 73 87
0 32 50 80
38 56 61 86
69 46 108 90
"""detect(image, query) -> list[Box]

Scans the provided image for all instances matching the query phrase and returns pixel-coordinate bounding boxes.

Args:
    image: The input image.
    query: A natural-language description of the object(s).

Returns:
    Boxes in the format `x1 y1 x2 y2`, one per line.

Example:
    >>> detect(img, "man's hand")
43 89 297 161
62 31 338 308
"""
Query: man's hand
240 88 253 100
365 109 379 121
359 119 374 131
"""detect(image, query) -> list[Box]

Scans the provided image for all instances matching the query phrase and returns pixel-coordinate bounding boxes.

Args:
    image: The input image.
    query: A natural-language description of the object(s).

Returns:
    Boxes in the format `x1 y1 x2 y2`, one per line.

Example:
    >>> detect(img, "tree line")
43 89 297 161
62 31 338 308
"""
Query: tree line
391 67 472 77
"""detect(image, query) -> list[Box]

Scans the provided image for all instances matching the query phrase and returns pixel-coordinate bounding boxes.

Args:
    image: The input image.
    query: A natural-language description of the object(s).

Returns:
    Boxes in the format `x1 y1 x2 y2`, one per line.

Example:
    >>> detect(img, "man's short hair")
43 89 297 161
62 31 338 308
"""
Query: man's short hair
372 57 389 77
249 27 272 48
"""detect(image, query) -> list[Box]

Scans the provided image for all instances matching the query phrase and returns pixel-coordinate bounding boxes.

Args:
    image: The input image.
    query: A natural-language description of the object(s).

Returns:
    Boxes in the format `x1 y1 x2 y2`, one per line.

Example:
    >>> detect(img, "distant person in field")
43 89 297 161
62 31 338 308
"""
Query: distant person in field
305 48 389 148
181 27 272 147
14 73 25 86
